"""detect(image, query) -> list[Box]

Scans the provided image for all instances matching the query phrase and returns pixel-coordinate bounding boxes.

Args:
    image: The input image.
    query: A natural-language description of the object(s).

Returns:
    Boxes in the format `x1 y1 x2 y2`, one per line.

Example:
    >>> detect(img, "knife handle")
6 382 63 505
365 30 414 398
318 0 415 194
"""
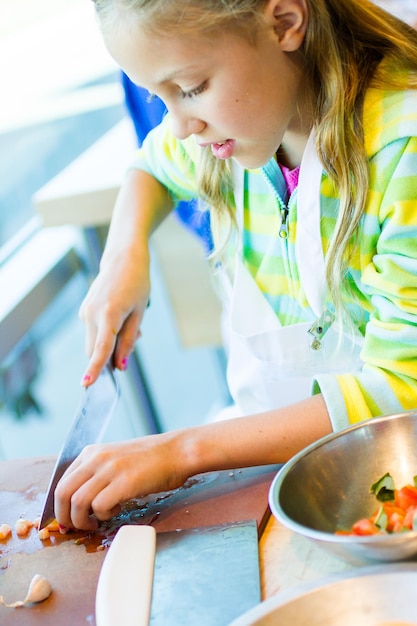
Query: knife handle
96 525 156 626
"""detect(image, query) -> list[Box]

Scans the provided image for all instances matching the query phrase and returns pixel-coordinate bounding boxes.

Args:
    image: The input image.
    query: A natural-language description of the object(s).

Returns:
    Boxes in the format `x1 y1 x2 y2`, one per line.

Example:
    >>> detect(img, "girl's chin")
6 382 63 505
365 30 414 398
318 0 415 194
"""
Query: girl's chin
232 153 272 169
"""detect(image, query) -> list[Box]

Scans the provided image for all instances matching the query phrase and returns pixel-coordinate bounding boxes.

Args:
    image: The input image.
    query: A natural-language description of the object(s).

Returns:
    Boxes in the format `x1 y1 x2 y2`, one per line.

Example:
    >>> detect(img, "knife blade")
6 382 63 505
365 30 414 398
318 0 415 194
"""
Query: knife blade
39 364 119 529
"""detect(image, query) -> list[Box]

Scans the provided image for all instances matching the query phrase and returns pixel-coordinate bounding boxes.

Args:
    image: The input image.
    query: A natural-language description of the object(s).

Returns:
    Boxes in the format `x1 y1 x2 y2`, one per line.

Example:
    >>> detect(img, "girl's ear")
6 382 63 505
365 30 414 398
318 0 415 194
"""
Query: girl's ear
263 0 308 52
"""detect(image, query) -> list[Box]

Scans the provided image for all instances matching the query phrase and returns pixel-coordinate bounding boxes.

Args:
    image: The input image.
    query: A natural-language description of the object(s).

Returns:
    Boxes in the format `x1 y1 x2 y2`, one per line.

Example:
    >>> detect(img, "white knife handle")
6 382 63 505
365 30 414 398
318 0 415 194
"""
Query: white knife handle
96 525 156 626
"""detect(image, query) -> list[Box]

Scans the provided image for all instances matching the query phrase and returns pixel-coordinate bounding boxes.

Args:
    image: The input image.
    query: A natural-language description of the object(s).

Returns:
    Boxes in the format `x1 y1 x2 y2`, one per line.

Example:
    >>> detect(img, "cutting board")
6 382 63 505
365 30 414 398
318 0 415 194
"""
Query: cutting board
0 456 281 626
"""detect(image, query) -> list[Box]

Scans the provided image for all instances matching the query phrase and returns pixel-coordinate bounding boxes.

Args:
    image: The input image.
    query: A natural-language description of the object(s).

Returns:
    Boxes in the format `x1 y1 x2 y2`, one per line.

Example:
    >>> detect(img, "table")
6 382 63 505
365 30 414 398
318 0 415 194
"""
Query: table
0 456 357 626
259 514 354 600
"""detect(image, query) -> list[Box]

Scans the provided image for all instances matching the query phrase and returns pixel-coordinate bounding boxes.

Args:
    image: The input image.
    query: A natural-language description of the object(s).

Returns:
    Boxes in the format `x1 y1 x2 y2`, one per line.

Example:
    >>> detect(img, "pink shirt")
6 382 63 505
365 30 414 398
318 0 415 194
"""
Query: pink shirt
279 164 300 197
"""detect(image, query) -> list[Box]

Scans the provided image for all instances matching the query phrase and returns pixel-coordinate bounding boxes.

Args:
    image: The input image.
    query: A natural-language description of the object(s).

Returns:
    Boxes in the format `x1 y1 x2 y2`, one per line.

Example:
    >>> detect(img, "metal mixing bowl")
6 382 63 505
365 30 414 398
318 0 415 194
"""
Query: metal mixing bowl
269 410 417 563
230 563 417 626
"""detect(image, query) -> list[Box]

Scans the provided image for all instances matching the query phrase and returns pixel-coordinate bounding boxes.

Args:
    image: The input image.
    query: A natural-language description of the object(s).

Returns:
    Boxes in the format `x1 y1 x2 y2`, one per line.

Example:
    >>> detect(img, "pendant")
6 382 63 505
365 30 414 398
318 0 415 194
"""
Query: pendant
308 309 335 350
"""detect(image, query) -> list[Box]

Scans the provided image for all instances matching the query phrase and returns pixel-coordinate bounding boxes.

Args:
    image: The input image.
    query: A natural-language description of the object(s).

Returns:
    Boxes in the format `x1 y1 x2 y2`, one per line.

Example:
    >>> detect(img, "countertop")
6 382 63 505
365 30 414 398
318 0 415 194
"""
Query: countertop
0 455 356 625
0 455 321 625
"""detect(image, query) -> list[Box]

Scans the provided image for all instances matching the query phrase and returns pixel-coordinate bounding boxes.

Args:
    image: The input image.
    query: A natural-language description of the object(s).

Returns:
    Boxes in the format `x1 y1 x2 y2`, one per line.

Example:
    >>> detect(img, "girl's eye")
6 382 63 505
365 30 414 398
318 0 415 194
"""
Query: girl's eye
180 82 207 99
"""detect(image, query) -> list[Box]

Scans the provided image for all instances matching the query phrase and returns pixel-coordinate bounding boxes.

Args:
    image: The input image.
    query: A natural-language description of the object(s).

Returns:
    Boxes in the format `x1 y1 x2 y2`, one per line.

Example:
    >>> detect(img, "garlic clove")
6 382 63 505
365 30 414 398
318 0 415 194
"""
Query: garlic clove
0 574 52 608
23 574 52 605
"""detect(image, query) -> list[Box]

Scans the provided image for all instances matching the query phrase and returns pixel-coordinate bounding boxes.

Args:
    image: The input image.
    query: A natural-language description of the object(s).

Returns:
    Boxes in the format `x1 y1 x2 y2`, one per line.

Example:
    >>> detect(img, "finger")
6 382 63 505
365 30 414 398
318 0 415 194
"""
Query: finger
81 323 118 385
113 312 142 370
55 469 108 531
78 303 98 361
67 479 101 531
66 476 124 529
91 487 122 521
54 470 94 531
54 446 105 527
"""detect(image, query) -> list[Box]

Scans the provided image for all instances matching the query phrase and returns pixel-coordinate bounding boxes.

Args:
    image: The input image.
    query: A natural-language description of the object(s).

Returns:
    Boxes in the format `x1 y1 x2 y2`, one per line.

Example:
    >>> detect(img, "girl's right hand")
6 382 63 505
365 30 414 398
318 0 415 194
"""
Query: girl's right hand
79 248 151 385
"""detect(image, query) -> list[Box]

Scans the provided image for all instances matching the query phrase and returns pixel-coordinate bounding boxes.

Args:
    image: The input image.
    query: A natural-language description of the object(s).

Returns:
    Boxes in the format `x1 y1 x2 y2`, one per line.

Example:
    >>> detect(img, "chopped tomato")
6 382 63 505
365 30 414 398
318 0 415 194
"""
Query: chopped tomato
395 485 417 510
337 473 417 536
403 505 417 530
351 518 382 535
380 503 406 532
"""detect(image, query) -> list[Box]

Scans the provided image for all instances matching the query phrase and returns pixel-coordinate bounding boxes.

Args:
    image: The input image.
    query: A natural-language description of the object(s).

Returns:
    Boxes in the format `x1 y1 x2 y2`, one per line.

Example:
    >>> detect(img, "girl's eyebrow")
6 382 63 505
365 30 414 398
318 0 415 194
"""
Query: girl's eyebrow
157 63 203 85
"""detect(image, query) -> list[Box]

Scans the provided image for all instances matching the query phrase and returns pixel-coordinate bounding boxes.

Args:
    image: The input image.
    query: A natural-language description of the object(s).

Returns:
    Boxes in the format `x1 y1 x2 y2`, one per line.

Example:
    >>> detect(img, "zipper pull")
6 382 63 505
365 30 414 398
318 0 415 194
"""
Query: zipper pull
279 207 288 239
308 309 335 350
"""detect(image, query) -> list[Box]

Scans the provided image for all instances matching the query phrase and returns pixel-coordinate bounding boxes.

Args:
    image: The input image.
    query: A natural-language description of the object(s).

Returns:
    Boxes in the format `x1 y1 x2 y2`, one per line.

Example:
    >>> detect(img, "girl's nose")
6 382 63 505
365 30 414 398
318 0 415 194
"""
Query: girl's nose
169 109 206 140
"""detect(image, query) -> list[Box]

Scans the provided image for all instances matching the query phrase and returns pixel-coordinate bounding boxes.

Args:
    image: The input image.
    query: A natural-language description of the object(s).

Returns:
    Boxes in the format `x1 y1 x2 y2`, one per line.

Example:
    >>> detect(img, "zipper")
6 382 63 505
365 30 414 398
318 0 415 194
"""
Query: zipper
279 207 289 239
261 165 295 239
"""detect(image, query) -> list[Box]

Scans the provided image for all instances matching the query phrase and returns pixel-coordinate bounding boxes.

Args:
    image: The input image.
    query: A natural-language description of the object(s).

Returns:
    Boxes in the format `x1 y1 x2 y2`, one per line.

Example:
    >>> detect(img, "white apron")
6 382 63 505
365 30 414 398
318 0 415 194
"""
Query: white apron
217 133 363 417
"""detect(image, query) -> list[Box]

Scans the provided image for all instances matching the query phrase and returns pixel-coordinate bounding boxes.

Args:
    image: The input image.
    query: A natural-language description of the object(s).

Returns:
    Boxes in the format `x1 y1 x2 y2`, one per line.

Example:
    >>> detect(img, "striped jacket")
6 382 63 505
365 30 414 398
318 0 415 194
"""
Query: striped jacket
132 86 417 430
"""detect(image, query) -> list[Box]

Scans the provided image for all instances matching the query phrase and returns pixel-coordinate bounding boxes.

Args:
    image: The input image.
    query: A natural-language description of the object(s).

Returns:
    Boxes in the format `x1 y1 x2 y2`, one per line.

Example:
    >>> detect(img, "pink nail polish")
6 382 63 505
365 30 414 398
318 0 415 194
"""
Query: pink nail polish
81 373 91 386
59 524 67 534
120 357 128 371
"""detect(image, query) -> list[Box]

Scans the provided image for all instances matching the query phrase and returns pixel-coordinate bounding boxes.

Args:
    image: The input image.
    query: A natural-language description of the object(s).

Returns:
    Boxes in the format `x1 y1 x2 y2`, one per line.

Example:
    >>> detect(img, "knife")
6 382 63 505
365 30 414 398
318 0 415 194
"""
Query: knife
96 525 156 626
39 363 119 529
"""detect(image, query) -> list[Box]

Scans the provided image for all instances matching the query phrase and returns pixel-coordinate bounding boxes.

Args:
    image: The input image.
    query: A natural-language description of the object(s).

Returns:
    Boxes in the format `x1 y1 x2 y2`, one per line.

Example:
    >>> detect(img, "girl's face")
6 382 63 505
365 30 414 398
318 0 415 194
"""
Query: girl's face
105 17 309 169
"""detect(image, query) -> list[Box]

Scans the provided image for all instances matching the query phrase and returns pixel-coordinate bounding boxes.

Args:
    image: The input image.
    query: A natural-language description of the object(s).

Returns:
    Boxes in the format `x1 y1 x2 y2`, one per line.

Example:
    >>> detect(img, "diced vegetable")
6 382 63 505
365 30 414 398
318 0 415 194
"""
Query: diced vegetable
370 473 395 502
0 524 11 541
38 527 50 541
338 473 417 536
15 519 33 537
374 506 388 531
395 485 417 510
351 518 381 536
44 519 60 532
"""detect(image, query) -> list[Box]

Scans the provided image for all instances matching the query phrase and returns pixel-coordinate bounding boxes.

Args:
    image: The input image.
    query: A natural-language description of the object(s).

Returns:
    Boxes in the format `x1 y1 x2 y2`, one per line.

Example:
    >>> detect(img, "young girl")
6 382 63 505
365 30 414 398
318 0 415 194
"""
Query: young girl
55 0 417 531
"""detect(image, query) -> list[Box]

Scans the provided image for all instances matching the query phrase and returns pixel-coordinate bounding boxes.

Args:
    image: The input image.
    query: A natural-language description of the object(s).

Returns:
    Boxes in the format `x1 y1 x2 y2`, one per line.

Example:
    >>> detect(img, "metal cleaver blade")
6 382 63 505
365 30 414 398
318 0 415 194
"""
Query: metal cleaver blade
39 364 119 529
150 519 261 626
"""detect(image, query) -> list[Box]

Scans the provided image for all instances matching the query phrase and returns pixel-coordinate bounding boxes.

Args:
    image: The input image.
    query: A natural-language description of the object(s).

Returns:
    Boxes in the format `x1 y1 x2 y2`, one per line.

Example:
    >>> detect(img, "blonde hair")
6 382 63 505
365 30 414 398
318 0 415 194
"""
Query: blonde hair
93 0 417 316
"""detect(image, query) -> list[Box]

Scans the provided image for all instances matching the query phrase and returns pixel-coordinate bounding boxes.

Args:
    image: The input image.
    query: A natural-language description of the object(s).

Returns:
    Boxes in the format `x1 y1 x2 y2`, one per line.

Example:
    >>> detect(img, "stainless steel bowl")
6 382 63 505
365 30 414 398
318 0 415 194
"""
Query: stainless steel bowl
269 411 417 563
230 563 417 626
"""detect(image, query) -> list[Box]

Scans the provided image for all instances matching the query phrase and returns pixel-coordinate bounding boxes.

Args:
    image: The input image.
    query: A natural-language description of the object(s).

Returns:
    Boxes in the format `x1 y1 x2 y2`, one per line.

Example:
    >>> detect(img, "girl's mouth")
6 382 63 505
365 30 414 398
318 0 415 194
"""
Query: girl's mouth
210 139 235 159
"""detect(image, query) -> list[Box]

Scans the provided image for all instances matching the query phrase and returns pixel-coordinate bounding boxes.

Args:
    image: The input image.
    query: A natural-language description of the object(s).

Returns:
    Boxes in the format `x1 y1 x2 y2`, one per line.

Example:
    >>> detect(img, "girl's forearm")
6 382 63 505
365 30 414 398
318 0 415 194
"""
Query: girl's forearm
101 168 174 266
54 395 333 530
79 169 173 382
178 394 332 475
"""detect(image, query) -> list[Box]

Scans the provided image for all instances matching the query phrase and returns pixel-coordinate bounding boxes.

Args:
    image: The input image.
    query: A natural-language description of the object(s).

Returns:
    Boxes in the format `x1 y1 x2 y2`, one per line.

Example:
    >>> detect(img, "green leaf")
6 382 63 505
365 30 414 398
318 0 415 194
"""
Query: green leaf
370 473 395 502
374 506 388 531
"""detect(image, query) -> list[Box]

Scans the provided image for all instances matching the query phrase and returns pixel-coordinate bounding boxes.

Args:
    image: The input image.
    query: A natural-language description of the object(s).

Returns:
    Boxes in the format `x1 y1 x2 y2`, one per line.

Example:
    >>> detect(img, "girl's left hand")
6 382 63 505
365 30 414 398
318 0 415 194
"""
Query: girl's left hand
53 432 188 531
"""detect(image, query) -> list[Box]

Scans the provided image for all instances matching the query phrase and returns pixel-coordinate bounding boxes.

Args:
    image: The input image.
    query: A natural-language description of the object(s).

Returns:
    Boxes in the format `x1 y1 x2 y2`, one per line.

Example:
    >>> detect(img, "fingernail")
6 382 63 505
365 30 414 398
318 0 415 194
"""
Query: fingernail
120 357 128 371
81 373 92 386
59 524 67 534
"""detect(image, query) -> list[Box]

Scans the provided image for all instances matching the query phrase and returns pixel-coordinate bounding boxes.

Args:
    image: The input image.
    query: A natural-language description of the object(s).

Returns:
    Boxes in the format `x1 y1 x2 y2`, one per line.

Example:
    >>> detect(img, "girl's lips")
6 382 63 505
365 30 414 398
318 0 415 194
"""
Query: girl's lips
210 139 236 160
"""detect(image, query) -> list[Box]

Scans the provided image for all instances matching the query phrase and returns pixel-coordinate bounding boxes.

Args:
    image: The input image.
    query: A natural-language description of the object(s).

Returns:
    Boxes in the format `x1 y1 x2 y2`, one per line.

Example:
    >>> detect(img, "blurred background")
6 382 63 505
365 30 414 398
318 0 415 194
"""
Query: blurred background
0 0 229 459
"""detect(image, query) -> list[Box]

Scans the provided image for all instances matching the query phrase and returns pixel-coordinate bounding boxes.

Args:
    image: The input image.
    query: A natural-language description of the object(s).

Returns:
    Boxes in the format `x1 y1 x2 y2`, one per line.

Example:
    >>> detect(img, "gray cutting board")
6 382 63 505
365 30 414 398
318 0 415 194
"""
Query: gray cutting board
150 520 261 625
